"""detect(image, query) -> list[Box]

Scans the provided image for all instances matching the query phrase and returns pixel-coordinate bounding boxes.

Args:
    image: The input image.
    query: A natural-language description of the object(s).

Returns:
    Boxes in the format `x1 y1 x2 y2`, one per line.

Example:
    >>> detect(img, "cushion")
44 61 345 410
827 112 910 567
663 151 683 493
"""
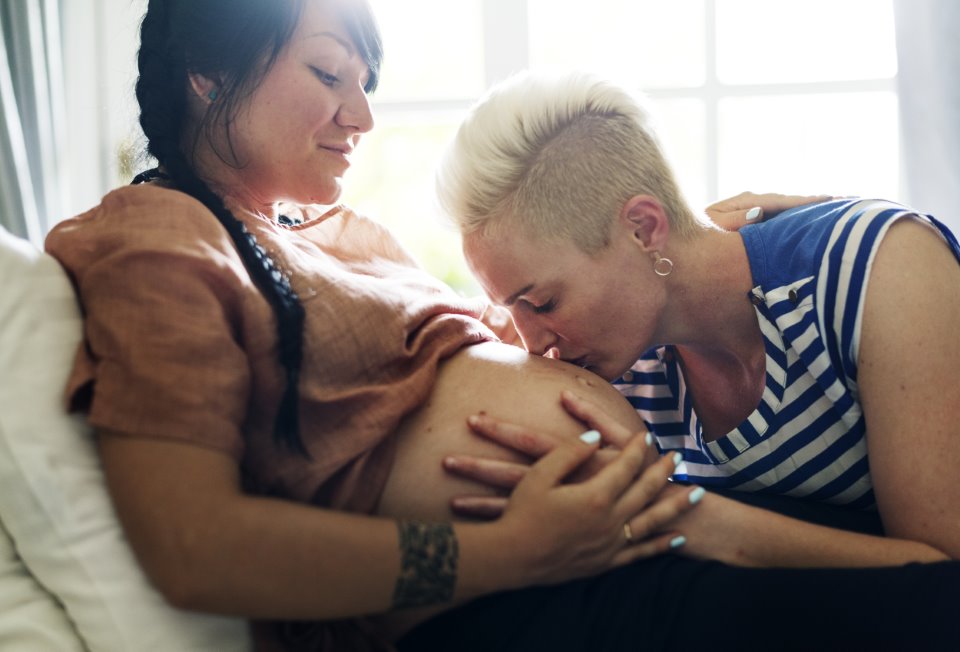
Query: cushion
0 517 84 651
0 225 251 651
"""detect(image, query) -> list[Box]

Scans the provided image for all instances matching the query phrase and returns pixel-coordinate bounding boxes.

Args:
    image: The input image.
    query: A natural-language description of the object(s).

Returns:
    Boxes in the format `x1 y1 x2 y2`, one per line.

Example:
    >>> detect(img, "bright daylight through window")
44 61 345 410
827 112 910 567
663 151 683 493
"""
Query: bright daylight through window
344 0 898 293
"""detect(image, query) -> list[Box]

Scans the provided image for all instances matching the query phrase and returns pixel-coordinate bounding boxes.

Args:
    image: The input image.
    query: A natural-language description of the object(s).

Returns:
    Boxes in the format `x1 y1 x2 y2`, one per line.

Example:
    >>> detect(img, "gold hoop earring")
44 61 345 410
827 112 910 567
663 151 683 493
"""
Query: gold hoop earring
653 252 674 277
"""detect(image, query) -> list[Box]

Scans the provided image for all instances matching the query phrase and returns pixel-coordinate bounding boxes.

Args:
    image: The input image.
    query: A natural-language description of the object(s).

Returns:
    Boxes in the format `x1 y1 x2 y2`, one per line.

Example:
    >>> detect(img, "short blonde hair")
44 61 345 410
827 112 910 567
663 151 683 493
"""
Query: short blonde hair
436 70 699 252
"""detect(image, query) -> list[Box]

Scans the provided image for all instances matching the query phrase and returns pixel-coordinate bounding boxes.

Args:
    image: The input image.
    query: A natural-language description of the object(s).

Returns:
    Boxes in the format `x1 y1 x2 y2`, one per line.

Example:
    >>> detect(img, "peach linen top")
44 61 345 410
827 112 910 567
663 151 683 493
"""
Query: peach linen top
45 184 497 513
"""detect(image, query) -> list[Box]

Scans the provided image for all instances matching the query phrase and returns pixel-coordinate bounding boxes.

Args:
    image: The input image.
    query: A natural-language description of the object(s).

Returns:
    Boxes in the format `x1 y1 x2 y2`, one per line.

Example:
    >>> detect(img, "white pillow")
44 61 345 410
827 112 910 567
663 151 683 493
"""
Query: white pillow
0 516 84 651
0 225 251 651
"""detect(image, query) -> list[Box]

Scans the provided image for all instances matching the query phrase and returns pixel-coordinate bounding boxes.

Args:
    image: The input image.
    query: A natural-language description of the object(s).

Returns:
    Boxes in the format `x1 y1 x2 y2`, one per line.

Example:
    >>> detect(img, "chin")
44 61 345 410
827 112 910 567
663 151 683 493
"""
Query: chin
303 181 342 206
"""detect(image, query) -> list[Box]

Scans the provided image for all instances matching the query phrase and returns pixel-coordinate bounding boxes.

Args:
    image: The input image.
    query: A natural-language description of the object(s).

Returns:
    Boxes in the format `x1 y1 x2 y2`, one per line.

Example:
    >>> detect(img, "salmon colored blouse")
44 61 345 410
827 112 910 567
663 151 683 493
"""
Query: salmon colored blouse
46 184 497 513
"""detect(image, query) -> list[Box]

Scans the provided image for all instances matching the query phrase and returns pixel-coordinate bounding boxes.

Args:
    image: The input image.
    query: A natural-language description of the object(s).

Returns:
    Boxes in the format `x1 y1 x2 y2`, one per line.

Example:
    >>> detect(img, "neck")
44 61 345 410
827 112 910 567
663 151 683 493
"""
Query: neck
659 228 763 369
181 126 279 220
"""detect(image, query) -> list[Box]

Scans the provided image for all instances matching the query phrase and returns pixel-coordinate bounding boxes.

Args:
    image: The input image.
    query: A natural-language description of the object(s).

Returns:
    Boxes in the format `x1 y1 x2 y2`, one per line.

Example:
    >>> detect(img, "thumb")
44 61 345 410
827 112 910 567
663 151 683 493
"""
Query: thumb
520 430 601 490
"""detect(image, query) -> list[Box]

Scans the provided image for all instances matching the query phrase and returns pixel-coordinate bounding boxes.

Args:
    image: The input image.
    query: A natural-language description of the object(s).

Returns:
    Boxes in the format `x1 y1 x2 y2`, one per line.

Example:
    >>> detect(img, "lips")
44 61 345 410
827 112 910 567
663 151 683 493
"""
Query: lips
319 143 354 158
565 354 590 369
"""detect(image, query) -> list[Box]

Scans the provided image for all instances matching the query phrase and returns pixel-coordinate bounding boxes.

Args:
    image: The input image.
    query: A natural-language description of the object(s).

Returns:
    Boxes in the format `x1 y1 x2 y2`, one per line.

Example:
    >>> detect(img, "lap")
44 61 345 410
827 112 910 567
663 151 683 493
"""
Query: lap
400 542 960 651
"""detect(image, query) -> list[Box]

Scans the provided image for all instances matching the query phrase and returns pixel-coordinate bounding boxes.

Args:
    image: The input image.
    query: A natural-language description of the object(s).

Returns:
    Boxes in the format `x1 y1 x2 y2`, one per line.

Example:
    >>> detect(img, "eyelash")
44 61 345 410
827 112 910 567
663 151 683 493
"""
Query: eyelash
533 299 556 314
310 67 339 87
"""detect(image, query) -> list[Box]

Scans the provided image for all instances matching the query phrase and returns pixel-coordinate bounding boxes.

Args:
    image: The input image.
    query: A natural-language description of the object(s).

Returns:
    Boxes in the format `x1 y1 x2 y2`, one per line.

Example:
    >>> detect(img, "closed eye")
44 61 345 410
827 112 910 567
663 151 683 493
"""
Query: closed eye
533 299 556 314
310 66 339 87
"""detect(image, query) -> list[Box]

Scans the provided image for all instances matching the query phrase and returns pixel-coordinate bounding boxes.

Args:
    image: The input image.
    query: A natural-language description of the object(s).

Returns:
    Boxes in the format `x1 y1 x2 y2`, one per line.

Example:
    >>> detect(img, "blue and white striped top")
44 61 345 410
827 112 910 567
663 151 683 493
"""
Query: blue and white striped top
615 199 960 508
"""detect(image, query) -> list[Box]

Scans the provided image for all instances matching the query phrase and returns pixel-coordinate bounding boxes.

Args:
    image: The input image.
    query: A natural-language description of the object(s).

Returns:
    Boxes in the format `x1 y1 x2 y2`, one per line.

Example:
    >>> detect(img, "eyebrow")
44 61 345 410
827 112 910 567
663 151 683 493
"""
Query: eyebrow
503 284 534 307
306 31 355 57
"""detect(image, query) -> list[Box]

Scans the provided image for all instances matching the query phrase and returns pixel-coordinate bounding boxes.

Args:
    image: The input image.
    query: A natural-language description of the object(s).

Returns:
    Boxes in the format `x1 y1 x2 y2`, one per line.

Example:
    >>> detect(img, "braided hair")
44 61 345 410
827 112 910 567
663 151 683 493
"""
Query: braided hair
133 0 383 456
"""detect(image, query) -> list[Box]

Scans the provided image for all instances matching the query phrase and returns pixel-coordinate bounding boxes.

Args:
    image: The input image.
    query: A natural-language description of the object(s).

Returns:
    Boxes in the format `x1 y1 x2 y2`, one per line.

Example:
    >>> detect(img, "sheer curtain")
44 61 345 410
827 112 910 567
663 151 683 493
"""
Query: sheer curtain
0 0 66 247
894 0 960 232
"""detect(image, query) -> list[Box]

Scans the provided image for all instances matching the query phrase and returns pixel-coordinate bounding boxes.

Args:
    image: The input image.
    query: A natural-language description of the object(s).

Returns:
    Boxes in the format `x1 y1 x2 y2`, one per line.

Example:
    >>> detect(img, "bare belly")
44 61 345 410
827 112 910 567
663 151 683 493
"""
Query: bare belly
370 341 649 640
376 341 648 522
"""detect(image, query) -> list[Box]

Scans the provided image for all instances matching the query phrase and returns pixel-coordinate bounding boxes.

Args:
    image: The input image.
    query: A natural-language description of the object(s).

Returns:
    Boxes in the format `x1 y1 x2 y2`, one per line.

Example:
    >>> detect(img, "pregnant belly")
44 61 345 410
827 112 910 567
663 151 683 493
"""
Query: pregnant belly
376 340 647 522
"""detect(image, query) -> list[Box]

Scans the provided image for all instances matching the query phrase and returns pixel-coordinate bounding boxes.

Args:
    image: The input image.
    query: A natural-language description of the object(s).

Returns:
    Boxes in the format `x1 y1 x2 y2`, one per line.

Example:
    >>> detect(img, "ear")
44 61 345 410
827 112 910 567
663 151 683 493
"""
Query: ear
187 72 220 104
618 194 670 253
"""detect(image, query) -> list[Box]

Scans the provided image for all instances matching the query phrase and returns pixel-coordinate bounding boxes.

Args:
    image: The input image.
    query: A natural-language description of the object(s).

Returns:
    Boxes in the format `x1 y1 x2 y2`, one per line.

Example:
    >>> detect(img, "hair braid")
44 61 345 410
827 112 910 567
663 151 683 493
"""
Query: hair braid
134 0 307 456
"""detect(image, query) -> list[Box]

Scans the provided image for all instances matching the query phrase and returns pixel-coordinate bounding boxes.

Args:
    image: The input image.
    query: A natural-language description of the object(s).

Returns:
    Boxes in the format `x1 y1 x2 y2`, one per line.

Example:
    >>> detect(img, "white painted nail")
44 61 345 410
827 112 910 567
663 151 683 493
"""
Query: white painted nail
645 432 653 447
745 206 762 221
689 487 706 504
670 535 687 549
672 452 683 467
579 429 601 445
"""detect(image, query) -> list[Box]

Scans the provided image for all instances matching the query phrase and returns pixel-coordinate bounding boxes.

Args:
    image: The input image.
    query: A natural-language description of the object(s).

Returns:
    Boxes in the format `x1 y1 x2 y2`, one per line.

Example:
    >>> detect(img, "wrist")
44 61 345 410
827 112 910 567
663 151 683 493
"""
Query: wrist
696 494 763 567
452 520 530 601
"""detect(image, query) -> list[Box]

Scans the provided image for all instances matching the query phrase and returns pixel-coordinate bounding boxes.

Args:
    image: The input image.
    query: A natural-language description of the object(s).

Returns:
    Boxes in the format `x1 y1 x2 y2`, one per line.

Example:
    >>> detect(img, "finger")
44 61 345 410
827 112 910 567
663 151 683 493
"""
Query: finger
610 532 687 566
443 455 529 489
612 451 684 516
623 485 705 540
467 413 558 458
705 192 832 228
450 495 508 519
519 431 601 491
753 193 832 215
560 390 637 449
582 432 649 502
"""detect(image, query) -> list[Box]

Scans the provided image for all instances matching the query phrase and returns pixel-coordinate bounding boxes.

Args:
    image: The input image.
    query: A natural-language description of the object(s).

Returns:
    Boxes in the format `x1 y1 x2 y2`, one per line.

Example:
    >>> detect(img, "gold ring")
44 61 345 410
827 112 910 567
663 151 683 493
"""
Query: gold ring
623 521 634 544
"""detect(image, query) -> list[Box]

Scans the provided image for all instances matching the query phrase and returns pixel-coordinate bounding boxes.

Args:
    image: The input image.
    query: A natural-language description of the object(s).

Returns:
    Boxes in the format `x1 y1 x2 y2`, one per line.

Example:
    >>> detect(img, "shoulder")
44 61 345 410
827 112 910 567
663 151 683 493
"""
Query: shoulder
294 203 418 266
46 184 245 286
741 198 921 288
55 183 230 243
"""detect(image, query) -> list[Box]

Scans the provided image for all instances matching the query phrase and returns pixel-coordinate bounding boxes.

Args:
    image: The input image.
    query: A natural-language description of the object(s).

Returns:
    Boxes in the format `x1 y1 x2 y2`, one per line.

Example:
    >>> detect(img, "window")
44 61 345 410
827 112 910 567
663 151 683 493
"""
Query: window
346 0 898 293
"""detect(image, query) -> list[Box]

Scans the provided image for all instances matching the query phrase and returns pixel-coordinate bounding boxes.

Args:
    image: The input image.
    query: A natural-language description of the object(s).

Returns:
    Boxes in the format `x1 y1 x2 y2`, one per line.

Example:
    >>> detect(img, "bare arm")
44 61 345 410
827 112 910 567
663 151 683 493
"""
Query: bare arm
665 490 948 567
98 420 694 621
857 217 960 557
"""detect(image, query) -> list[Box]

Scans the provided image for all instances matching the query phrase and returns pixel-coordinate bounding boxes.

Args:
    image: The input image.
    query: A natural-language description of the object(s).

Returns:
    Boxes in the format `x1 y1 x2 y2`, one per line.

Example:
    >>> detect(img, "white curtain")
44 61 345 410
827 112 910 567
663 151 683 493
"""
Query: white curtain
894 0 960 232
0 0 66 247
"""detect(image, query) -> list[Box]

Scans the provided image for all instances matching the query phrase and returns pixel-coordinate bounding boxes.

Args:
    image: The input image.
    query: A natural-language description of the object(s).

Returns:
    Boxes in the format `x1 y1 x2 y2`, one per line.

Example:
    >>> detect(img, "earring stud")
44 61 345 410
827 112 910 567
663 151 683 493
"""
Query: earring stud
207 89 219 101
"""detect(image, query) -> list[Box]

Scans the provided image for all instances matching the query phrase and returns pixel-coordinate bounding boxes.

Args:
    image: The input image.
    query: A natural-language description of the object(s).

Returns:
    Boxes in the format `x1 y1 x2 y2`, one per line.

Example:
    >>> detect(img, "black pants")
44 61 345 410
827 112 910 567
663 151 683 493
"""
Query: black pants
397 491 960 651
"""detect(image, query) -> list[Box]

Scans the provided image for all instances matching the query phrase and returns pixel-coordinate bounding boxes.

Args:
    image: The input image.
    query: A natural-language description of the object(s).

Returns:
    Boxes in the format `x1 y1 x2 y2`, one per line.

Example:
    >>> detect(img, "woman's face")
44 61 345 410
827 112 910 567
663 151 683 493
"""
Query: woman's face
463 224 666 381
221 0 374 209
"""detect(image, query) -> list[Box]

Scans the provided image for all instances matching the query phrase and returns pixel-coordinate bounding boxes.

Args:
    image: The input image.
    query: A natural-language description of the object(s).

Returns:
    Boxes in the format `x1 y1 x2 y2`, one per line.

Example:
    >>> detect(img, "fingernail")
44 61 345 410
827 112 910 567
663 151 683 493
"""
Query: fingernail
670 535 687 549
672 452 683 467
745 207 762 221
443 456 457 469
467 415 480 426
645 432 653 447
688 487 706 504
579 429 601 445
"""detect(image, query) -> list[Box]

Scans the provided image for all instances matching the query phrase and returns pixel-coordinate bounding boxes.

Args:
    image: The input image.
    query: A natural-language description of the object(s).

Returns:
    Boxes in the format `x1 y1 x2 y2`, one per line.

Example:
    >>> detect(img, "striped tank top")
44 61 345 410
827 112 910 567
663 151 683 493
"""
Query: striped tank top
615 199 960 508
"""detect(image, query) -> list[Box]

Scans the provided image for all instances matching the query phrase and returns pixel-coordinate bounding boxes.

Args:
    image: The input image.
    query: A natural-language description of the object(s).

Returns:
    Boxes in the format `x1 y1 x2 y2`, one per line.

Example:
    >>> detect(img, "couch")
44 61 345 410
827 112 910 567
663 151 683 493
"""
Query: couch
0 224 251 650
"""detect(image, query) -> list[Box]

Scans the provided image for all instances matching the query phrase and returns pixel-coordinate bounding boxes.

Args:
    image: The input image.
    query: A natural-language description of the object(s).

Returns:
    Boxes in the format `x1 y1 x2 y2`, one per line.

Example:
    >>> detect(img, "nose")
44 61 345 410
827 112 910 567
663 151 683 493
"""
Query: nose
512 310 558 356
337 83 375 134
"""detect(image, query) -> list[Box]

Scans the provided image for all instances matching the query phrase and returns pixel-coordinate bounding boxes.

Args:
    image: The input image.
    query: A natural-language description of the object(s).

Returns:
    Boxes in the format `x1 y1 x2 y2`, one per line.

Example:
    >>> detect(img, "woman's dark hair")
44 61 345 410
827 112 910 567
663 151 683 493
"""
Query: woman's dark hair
133 0 383 456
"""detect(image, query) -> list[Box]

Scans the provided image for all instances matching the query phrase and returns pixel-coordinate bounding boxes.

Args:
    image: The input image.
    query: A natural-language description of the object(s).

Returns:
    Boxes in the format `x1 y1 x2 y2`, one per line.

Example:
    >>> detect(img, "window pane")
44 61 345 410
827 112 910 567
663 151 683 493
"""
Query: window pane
716 0 896 84
717 93 899 201
649 98 708 209
528 0 706 88
367 0 485 101
340 112 479 293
